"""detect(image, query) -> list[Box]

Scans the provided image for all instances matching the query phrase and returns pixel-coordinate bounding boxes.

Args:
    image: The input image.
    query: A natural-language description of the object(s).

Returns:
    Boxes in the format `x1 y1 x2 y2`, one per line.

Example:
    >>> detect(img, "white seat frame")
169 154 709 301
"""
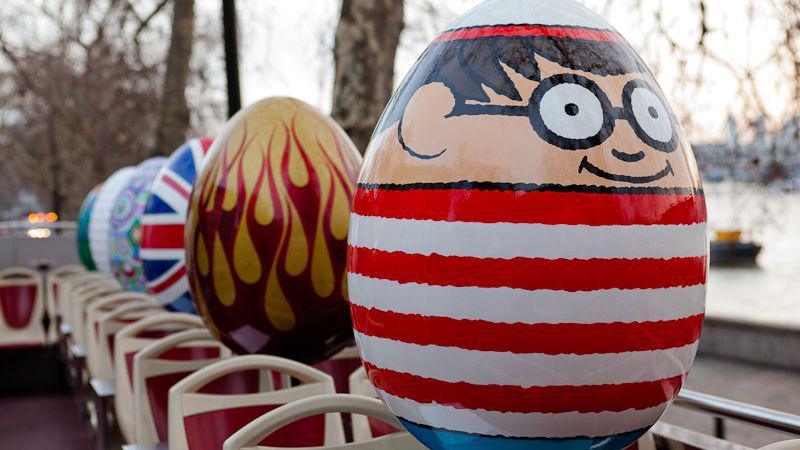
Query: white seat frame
45 265 84 342
90 295 160 379
134 328 233 445
222 394 423 450
116 313 205 444
168 355 340 450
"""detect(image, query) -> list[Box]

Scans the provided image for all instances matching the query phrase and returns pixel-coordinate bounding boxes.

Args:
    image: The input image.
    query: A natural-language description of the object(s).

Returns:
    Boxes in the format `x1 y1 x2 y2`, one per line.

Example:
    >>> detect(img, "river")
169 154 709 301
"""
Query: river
705 183 800 328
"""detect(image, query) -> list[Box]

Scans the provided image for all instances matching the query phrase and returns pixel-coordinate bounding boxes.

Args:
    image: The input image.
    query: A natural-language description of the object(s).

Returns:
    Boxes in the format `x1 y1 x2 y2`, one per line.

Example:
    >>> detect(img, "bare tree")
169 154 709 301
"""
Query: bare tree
332 0 405 154
155 0 196 154
0 0 221 218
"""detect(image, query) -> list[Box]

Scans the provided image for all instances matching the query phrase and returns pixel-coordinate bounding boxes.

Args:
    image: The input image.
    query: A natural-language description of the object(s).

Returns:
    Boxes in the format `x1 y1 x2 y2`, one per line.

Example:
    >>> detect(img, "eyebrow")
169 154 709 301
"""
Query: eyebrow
446 103 530 118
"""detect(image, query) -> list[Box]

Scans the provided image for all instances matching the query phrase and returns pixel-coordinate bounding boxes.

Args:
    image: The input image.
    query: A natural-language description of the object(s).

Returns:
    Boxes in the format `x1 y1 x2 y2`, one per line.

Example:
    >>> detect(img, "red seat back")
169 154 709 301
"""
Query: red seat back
183 405 325 450
142 346 223 441
314 357 362 394
0 285 37 329
169 355 338 450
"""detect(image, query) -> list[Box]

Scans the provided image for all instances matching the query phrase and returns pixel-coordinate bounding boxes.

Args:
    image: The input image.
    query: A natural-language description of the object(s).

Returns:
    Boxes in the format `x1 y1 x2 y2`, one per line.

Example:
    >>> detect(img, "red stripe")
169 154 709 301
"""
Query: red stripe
149 266 186 294
141 224 185 249
351 305 703 355
163 174 190 199
364 362 684 414
348 247 707 291
352 188 706 225
436 25 623 43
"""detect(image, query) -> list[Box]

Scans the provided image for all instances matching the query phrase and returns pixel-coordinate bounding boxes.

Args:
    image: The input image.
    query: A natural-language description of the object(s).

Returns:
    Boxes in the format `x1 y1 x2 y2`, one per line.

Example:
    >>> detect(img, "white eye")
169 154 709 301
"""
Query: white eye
630 87 673 143
538 83 605 140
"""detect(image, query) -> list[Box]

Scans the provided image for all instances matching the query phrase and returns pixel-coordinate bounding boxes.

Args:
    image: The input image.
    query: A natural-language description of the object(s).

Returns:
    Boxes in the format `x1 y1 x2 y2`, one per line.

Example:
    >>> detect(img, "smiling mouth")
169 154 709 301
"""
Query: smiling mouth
578 156 675 184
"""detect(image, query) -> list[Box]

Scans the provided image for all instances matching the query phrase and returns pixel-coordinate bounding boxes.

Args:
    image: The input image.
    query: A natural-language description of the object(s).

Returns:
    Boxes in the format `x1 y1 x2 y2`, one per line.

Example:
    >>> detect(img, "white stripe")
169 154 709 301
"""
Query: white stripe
189 138 210 172
141 213 184 226
164 169 193 193
149 170 190 215
355 332 696 388
140 249 185 260
148 278 190 306
348 273 705 325
378 389 667 439
349 214 707 259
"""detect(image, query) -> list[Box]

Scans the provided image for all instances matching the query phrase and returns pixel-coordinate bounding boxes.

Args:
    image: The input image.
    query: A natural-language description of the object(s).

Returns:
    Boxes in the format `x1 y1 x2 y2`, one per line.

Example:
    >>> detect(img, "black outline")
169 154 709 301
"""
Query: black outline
397 117 447 160
356 181 704 196
438 75 680 154
621 79 678 153
528 73 615 150
611 148 646 162
579 156 675 184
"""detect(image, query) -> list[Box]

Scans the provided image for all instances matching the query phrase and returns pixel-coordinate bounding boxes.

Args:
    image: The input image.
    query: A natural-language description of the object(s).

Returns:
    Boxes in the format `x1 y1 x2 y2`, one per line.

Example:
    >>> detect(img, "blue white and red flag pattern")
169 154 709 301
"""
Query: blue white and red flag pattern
141 138 212 313
347 185 707 449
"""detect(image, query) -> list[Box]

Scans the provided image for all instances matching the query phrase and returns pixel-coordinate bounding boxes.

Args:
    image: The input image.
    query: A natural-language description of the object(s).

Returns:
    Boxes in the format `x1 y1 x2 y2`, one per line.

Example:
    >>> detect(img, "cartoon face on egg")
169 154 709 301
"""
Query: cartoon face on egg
186 97 362 363
348 1 708 449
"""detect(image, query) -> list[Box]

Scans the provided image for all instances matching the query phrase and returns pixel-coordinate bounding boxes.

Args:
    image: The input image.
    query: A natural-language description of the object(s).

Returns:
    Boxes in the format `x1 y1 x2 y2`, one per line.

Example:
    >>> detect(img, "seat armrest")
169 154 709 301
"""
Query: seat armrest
122 444 168 450
70 345 87 359
90 378 116 398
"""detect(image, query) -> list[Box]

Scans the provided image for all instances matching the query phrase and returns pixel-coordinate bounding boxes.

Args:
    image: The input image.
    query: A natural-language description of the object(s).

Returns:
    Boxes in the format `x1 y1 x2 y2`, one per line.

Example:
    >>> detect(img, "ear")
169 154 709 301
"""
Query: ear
398 82 457 159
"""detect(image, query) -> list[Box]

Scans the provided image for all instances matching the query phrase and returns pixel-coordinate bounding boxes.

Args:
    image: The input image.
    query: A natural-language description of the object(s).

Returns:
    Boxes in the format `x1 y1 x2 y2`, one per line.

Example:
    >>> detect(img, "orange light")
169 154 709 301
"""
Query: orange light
28 213 38 223
45 212 58 223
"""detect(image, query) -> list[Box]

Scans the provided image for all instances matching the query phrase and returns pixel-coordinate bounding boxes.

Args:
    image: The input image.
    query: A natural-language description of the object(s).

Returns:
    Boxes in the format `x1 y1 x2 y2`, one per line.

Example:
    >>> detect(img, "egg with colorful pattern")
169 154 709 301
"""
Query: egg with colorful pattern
109 157 166 291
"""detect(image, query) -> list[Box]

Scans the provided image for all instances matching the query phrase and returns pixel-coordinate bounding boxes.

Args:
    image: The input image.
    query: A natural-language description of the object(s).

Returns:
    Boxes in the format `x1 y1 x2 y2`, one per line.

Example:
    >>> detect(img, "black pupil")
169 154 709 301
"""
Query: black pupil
565 103 580 116
648 106 658 119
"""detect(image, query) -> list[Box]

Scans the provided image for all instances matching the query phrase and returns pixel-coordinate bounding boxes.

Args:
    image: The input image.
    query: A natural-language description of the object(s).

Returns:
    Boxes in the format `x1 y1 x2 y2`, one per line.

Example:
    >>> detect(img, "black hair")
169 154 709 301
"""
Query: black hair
375 33 650 133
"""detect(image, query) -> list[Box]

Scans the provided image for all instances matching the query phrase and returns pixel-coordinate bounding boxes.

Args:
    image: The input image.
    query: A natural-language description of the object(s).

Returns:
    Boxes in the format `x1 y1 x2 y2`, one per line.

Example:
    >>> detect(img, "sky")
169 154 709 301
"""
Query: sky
192 0 791 143
1 0 791 143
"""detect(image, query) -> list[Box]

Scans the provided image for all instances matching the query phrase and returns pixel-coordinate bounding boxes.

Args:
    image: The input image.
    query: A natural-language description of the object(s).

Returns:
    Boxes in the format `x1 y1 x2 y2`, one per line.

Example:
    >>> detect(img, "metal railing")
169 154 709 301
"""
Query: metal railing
675 389 800 438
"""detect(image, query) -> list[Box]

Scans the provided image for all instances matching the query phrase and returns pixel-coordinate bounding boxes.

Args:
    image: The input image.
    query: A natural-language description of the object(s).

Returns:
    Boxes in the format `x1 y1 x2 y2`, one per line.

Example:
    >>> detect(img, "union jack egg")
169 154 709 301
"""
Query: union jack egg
109 157 166 291
347 1 707 449
141 138 213 313
186 98 362 362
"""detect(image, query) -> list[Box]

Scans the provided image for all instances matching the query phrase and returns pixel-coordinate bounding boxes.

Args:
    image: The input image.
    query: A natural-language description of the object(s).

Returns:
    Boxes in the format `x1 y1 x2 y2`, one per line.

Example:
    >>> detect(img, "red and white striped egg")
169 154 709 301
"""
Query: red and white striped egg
347 1 707 449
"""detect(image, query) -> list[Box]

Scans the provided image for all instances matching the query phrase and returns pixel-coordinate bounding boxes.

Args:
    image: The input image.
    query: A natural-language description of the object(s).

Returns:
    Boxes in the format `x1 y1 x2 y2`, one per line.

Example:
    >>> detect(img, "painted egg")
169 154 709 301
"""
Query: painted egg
347 1 707 449
141 138 213 313
186 97 362 362
90 166 137 277
109 157 166 291
77 184 102 270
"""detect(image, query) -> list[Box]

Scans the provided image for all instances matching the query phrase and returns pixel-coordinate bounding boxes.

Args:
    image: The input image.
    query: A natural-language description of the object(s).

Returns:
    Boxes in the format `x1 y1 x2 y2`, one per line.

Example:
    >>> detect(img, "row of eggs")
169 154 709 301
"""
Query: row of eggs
76 98 361 362
78 98 361 362
75 1 708 449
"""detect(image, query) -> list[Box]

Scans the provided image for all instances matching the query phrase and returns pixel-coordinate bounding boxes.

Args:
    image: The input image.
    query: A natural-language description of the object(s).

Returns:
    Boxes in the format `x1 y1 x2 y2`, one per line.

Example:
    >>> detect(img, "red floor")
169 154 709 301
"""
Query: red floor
0 393 92 450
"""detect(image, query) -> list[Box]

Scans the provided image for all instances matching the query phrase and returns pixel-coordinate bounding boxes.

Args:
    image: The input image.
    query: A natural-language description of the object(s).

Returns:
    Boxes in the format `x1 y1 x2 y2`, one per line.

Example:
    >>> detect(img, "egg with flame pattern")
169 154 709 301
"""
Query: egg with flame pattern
346 0 708 449
186 97 362 362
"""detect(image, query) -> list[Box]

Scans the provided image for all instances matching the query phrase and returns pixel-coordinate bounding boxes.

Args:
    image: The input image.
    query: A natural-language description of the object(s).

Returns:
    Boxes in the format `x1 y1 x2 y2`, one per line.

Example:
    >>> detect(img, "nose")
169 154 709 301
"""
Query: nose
611 148 646 163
